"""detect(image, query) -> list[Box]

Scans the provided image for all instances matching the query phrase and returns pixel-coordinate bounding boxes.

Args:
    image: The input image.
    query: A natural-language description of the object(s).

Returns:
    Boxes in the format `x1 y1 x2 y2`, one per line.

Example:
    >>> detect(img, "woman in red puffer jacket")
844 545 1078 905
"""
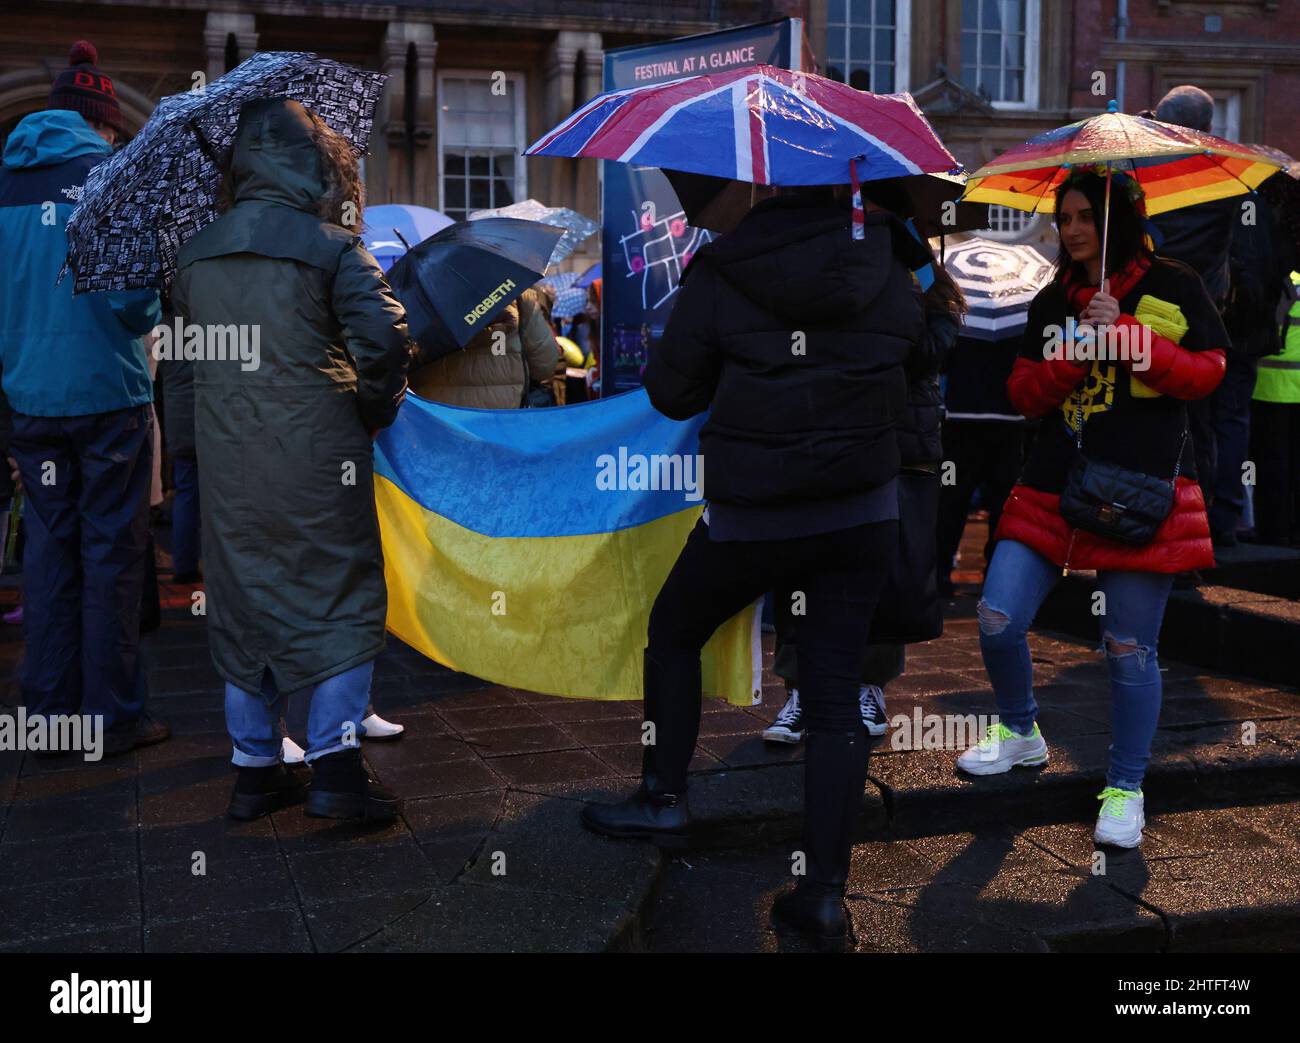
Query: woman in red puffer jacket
955 171 1228 851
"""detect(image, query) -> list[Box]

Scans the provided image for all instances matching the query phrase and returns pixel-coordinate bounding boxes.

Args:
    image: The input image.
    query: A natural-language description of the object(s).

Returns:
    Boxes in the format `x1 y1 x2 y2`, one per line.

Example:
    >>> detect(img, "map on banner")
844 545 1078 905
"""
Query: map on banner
617 201 714 311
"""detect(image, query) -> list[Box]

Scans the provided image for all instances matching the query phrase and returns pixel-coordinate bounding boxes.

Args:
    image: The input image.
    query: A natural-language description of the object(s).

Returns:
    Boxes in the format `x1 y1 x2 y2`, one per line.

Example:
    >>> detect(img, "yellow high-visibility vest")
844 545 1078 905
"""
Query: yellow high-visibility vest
1254 271 1300 404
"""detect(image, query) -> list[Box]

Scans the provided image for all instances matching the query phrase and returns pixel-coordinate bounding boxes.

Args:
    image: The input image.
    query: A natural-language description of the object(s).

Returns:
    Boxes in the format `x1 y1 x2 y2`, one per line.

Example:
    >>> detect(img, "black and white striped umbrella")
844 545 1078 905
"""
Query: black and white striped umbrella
942 238 1055 341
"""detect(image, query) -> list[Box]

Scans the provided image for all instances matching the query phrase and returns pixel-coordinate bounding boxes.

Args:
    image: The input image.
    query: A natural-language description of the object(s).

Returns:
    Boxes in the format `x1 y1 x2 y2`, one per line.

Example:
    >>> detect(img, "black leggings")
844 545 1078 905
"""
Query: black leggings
647 518 897 739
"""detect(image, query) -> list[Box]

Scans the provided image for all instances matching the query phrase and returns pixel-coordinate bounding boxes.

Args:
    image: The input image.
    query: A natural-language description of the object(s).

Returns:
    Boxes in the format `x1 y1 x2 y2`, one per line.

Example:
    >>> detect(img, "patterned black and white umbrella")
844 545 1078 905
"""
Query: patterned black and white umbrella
941 237 1056 341
63 51 385 294
469 199 598 267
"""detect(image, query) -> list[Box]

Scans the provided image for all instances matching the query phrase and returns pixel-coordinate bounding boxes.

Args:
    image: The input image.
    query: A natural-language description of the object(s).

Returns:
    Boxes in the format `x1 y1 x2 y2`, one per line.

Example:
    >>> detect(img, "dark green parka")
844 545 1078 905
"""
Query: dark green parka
171 98 412 695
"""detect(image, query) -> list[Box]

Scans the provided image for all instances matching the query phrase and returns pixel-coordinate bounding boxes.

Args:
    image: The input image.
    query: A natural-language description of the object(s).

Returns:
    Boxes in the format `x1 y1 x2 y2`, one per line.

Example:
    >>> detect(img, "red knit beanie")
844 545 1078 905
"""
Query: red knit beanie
49 41 124 133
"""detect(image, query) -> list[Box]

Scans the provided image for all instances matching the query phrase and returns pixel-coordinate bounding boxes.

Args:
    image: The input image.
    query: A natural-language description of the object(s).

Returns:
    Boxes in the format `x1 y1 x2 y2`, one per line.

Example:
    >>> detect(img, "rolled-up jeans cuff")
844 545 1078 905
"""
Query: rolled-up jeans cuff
231 748 281 768
304 739 359 763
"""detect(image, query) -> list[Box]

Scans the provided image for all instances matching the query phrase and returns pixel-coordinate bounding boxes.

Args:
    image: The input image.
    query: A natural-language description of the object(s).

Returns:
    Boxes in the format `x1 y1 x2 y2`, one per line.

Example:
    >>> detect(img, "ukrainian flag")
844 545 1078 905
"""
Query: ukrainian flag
374 389 762 705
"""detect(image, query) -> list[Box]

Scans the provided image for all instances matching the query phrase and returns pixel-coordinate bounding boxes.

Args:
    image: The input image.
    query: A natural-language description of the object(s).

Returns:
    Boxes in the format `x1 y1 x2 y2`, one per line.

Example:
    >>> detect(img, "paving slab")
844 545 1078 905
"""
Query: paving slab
1 549 1296 952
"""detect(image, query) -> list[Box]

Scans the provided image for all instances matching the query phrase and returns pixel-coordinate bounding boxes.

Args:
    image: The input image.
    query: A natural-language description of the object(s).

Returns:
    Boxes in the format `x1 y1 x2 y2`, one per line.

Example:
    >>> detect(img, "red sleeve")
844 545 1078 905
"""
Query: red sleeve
1006 355 1088 418
1115 315 1226 400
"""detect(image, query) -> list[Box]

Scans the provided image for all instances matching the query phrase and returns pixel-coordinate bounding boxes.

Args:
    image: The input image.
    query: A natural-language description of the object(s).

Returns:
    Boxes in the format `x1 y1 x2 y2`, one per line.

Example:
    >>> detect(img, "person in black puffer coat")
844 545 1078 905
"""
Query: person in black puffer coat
581 184 930 951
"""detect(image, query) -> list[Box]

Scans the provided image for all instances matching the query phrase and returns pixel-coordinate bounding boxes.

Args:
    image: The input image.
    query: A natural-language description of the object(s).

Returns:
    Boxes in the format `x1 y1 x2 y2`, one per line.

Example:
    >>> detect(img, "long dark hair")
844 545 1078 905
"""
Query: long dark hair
1053 170 1151 282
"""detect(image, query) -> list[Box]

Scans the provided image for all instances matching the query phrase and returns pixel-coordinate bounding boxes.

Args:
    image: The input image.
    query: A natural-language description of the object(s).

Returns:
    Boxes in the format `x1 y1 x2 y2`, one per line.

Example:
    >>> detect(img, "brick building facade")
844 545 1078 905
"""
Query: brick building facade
2 0 1296 258
0 0 798 271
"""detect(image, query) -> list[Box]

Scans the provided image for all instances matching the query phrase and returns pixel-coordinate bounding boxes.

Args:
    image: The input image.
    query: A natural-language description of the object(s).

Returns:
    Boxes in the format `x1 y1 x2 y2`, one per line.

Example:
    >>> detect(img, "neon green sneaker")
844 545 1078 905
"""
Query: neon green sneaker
1094 786 1145 848
956 720 1048 776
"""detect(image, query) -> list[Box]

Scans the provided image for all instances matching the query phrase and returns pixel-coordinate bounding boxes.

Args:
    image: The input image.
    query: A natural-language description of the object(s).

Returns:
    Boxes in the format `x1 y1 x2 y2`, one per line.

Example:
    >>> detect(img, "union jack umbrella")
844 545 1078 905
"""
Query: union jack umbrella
525 64 958 191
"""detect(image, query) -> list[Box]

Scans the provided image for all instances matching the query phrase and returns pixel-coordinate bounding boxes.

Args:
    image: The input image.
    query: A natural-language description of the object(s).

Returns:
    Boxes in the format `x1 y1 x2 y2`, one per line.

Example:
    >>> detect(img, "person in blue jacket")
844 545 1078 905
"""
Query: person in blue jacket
0 41 166 756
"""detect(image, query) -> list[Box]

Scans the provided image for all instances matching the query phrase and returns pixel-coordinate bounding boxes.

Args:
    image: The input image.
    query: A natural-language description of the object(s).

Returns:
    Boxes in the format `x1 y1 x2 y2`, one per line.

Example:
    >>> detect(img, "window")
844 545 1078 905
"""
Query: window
825 0 911 94
960 0 1040 108
1210 90 1242 142
982 203 1044 242
438 72 526 221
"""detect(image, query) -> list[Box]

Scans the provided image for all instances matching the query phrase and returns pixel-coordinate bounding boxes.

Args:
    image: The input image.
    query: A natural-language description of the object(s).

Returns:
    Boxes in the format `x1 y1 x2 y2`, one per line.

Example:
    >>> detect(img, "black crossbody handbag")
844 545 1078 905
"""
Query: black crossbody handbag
1059 400 1187 546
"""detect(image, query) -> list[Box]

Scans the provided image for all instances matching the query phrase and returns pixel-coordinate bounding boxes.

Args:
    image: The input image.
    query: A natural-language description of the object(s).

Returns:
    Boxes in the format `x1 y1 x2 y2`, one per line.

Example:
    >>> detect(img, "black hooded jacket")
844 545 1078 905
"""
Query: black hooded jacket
644 195 927 513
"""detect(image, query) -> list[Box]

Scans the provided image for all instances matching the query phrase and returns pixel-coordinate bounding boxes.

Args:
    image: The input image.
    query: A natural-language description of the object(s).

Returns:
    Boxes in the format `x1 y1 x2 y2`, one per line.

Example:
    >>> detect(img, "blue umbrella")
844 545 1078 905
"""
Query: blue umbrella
363 204 454 272
539 270 581 293
575 262 601 288
552 285 588 319
388 217 564 363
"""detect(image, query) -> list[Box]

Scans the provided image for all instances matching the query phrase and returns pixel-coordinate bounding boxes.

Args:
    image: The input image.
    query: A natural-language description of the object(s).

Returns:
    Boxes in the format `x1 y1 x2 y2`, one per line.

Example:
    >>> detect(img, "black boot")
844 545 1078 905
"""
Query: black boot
771 727 869 952
771 881 851 952
227 761 310 820
580 648 699 848
305 748 401 823
580 781 689 848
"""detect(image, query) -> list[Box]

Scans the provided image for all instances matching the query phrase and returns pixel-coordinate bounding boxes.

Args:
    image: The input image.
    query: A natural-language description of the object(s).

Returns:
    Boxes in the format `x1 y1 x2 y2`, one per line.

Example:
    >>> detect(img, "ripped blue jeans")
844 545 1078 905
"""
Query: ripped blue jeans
977 538 1175 791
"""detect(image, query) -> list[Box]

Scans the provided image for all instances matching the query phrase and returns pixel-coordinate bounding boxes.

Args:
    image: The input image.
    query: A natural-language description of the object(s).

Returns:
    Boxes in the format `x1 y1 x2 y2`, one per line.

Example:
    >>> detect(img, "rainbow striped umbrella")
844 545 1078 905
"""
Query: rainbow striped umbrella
525 64 957 187
962 108 1284 217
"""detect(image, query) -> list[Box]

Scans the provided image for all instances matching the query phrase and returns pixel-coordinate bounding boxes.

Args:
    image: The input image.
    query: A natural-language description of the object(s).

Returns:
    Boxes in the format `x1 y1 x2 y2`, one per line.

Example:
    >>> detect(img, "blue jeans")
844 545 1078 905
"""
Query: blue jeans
9 406 154 728
225 661 374 767
171 454 201 574
978 539 1174 790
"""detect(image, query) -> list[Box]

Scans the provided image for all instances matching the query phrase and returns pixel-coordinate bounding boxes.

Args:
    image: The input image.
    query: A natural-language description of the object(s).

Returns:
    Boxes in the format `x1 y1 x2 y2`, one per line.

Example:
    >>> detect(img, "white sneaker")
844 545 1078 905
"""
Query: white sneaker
1094 787 1145 848
859 684 888 737
956 721 1048 776
763 689 804 744
281 735 306 764
360 713 405 741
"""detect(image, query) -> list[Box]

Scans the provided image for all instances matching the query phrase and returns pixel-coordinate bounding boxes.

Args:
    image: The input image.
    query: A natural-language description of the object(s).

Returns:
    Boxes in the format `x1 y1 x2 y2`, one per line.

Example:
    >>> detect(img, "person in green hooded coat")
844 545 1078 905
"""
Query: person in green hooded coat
171 97 414 824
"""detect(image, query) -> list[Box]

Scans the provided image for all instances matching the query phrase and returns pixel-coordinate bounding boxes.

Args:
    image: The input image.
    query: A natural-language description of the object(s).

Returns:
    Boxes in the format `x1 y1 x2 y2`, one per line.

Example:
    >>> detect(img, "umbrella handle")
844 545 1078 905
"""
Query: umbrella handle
187 118 222 167
1100 163 1112 292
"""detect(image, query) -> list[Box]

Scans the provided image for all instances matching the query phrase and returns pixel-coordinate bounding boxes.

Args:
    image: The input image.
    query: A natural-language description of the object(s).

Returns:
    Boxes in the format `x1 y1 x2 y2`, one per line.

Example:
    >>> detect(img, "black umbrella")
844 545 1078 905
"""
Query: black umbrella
899 171 990 239
388 217 564 363
1254 145 1300 264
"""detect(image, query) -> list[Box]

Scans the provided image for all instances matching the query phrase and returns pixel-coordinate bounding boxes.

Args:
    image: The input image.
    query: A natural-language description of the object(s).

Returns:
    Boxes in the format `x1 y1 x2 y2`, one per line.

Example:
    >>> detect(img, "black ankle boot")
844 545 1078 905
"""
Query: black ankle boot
580 782 690 849
305 748 401 823
578 647 701 848
771 881 849 952
227 762 310 820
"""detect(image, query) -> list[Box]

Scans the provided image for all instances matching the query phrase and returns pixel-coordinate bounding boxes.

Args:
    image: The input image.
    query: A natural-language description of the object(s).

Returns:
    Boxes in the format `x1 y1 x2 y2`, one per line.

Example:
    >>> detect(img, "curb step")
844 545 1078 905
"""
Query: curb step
639 798 1300 953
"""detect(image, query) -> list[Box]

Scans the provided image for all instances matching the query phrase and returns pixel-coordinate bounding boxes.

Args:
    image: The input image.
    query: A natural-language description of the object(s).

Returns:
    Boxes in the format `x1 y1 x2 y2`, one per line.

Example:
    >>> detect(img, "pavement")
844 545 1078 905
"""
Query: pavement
0 517 1296 953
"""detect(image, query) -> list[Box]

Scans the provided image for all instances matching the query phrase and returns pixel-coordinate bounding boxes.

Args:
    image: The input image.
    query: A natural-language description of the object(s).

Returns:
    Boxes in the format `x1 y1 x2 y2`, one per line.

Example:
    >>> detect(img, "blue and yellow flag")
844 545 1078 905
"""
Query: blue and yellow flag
374 389 761 705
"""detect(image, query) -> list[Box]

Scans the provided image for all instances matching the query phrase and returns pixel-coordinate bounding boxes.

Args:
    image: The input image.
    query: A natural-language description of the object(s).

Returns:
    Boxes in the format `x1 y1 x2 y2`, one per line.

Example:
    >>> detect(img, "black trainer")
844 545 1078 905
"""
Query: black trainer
859 684 889 737
304 748 401 823
763 688 804 744
227 762 310 820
